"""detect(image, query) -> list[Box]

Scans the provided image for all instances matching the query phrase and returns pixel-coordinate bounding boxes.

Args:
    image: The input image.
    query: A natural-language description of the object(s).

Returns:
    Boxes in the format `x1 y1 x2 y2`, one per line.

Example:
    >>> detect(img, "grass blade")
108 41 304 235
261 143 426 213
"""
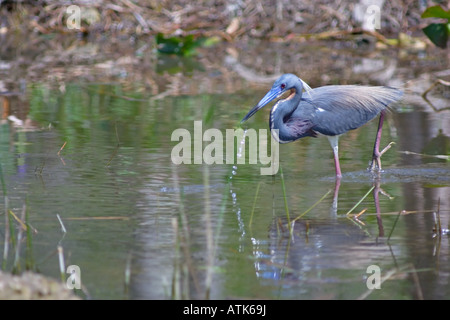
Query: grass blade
346 186 375 215
387 210 403 242
25 198 35 270
57 245 65 283
279 165 291 230
249 182 262 228
203 164 213 299
293 189 332 222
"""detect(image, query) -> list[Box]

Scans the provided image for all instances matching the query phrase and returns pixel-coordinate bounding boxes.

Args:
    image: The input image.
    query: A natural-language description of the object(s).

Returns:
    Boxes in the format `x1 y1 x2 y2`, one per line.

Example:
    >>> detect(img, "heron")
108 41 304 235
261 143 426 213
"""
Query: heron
241 74 403 178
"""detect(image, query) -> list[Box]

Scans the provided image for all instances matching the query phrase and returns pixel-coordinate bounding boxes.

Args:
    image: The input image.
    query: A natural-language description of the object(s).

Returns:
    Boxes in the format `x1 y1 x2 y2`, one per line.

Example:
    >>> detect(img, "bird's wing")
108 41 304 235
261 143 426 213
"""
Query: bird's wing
284 117 317 140
279 102 318 142
307 85 402 136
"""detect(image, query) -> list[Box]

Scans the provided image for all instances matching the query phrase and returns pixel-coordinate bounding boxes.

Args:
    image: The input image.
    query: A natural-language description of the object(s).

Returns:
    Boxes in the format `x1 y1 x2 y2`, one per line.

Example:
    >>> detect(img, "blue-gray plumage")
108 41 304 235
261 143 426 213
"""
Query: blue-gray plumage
241 74 403 178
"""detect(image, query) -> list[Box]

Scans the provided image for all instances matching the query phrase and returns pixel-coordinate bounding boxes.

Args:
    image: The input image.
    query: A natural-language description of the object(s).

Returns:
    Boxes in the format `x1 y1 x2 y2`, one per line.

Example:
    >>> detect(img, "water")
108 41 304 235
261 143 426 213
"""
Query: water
1 44 449 299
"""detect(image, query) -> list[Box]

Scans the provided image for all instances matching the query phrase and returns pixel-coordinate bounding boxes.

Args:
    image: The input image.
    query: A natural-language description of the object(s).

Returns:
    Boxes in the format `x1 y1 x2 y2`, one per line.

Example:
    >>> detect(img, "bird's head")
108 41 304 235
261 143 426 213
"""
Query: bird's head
241 74 312 123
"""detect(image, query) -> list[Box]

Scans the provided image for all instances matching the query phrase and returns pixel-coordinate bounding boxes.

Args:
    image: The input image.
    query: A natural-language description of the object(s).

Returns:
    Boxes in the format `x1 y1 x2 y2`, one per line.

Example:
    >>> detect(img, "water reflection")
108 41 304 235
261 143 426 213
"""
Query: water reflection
251 218 397 299
231 173 389 299
241 171 448 299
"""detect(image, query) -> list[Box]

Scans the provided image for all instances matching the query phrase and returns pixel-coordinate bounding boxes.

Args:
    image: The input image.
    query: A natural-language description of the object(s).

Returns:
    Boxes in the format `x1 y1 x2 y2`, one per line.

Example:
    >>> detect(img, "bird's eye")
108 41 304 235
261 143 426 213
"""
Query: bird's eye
280 83 286 90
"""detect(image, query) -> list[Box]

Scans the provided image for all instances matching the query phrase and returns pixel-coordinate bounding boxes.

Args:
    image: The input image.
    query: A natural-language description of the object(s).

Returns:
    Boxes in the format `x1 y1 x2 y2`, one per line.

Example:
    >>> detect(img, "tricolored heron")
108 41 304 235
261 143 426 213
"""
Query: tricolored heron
241 74 403 178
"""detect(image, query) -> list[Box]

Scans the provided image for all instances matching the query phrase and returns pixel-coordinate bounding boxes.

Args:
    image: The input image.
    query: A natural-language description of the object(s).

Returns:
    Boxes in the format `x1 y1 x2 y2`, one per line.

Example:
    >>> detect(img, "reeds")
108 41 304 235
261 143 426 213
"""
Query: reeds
203 164 214 299
106 122 120 167
249 182 262 229
1 162 9 270
346 186 375 216
279 165 291 231
170 166 200 299
2 201 36 273
292 189 332 222
57 245 65 283
25 200 34 270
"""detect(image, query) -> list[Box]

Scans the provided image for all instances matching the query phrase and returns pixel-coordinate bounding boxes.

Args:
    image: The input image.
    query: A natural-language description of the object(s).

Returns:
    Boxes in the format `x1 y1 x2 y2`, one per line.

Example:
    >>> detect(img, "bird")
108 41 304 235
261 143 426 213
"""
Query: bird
241 74 403 178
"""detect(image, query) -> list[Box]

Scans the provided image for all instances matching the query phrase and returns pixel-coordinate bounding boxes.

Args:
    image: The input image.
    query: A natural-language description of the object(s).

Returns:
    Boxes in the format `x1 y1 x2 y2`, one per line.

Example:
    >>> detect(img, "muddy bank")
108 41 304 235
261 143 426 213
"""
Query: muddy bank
0 271 80 299
1 1 425 38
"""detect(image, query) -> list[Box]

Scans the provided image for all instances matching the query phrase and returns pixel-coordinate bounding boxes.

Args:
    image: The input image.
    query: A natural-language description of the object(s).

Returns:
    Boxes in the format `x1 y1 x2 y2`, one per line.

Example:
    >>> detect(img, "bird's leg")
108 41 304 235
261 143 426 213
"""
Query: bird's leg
330 176 341 216
369 110 386 172
327 135 342 179
333 147 342 179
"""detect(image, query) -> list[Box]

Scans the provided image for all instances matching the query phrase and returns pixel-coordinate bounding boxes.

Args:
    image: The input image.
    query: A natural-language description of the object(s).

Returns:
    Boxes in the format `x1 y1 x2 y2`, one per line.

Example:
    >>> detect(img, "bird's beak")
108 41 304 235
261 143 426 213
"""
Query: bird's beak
241 87 282 123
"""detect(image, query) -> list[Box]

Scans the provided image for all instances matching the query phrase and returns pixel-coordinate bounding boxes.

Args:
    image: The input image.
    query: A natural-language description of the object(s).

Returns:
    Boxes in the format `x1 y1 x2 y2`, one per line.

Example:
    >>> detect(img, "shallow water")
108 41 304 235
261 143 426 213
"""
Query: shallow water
1 42 449 299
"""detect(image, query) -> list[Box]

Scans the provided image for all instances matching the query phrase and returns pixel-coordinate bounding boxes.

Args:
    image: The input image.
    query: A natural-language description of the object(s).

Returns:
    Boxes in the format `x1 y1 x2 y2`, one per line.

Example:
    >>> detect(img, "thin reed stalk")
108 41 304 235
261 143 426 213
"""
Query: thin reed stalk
57 214 67 233
171 217 181 300
25 198 34 270
293 189 332 222
212 178 230 264
277 234 292 299
203 164 213 299
249 182 261 229
1 162 9 270
346 186 375 215
357 268 397 300
279 165 291 231
124 252 132 296
172 166 199 298
106 122 120 166
387 210 403 242
57 245 65 283
13 205 27 272
434 198 442 234
8 210 16 259
0 162 6 196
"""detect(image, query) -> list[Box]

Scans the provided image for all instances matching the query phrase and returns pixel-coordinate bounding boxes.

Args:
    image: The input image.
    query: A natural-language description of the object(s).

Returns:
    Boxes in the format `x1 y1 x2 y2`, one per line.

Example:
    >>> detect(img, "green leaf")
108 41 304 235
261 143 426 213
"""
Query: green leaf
156 33 183 55
421 5 450 20
202 36 221 47
203 104 215 124
422 23 448 48
155 33 203 56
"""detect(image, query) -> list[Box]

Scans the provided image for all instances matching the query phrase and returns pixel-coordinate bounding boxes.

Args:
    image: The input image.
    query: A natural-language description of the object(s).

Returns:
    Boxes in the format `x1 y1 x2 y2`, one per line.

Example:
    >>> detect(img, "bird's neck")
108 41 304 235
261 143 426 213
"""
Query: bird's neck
270 88 301 131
